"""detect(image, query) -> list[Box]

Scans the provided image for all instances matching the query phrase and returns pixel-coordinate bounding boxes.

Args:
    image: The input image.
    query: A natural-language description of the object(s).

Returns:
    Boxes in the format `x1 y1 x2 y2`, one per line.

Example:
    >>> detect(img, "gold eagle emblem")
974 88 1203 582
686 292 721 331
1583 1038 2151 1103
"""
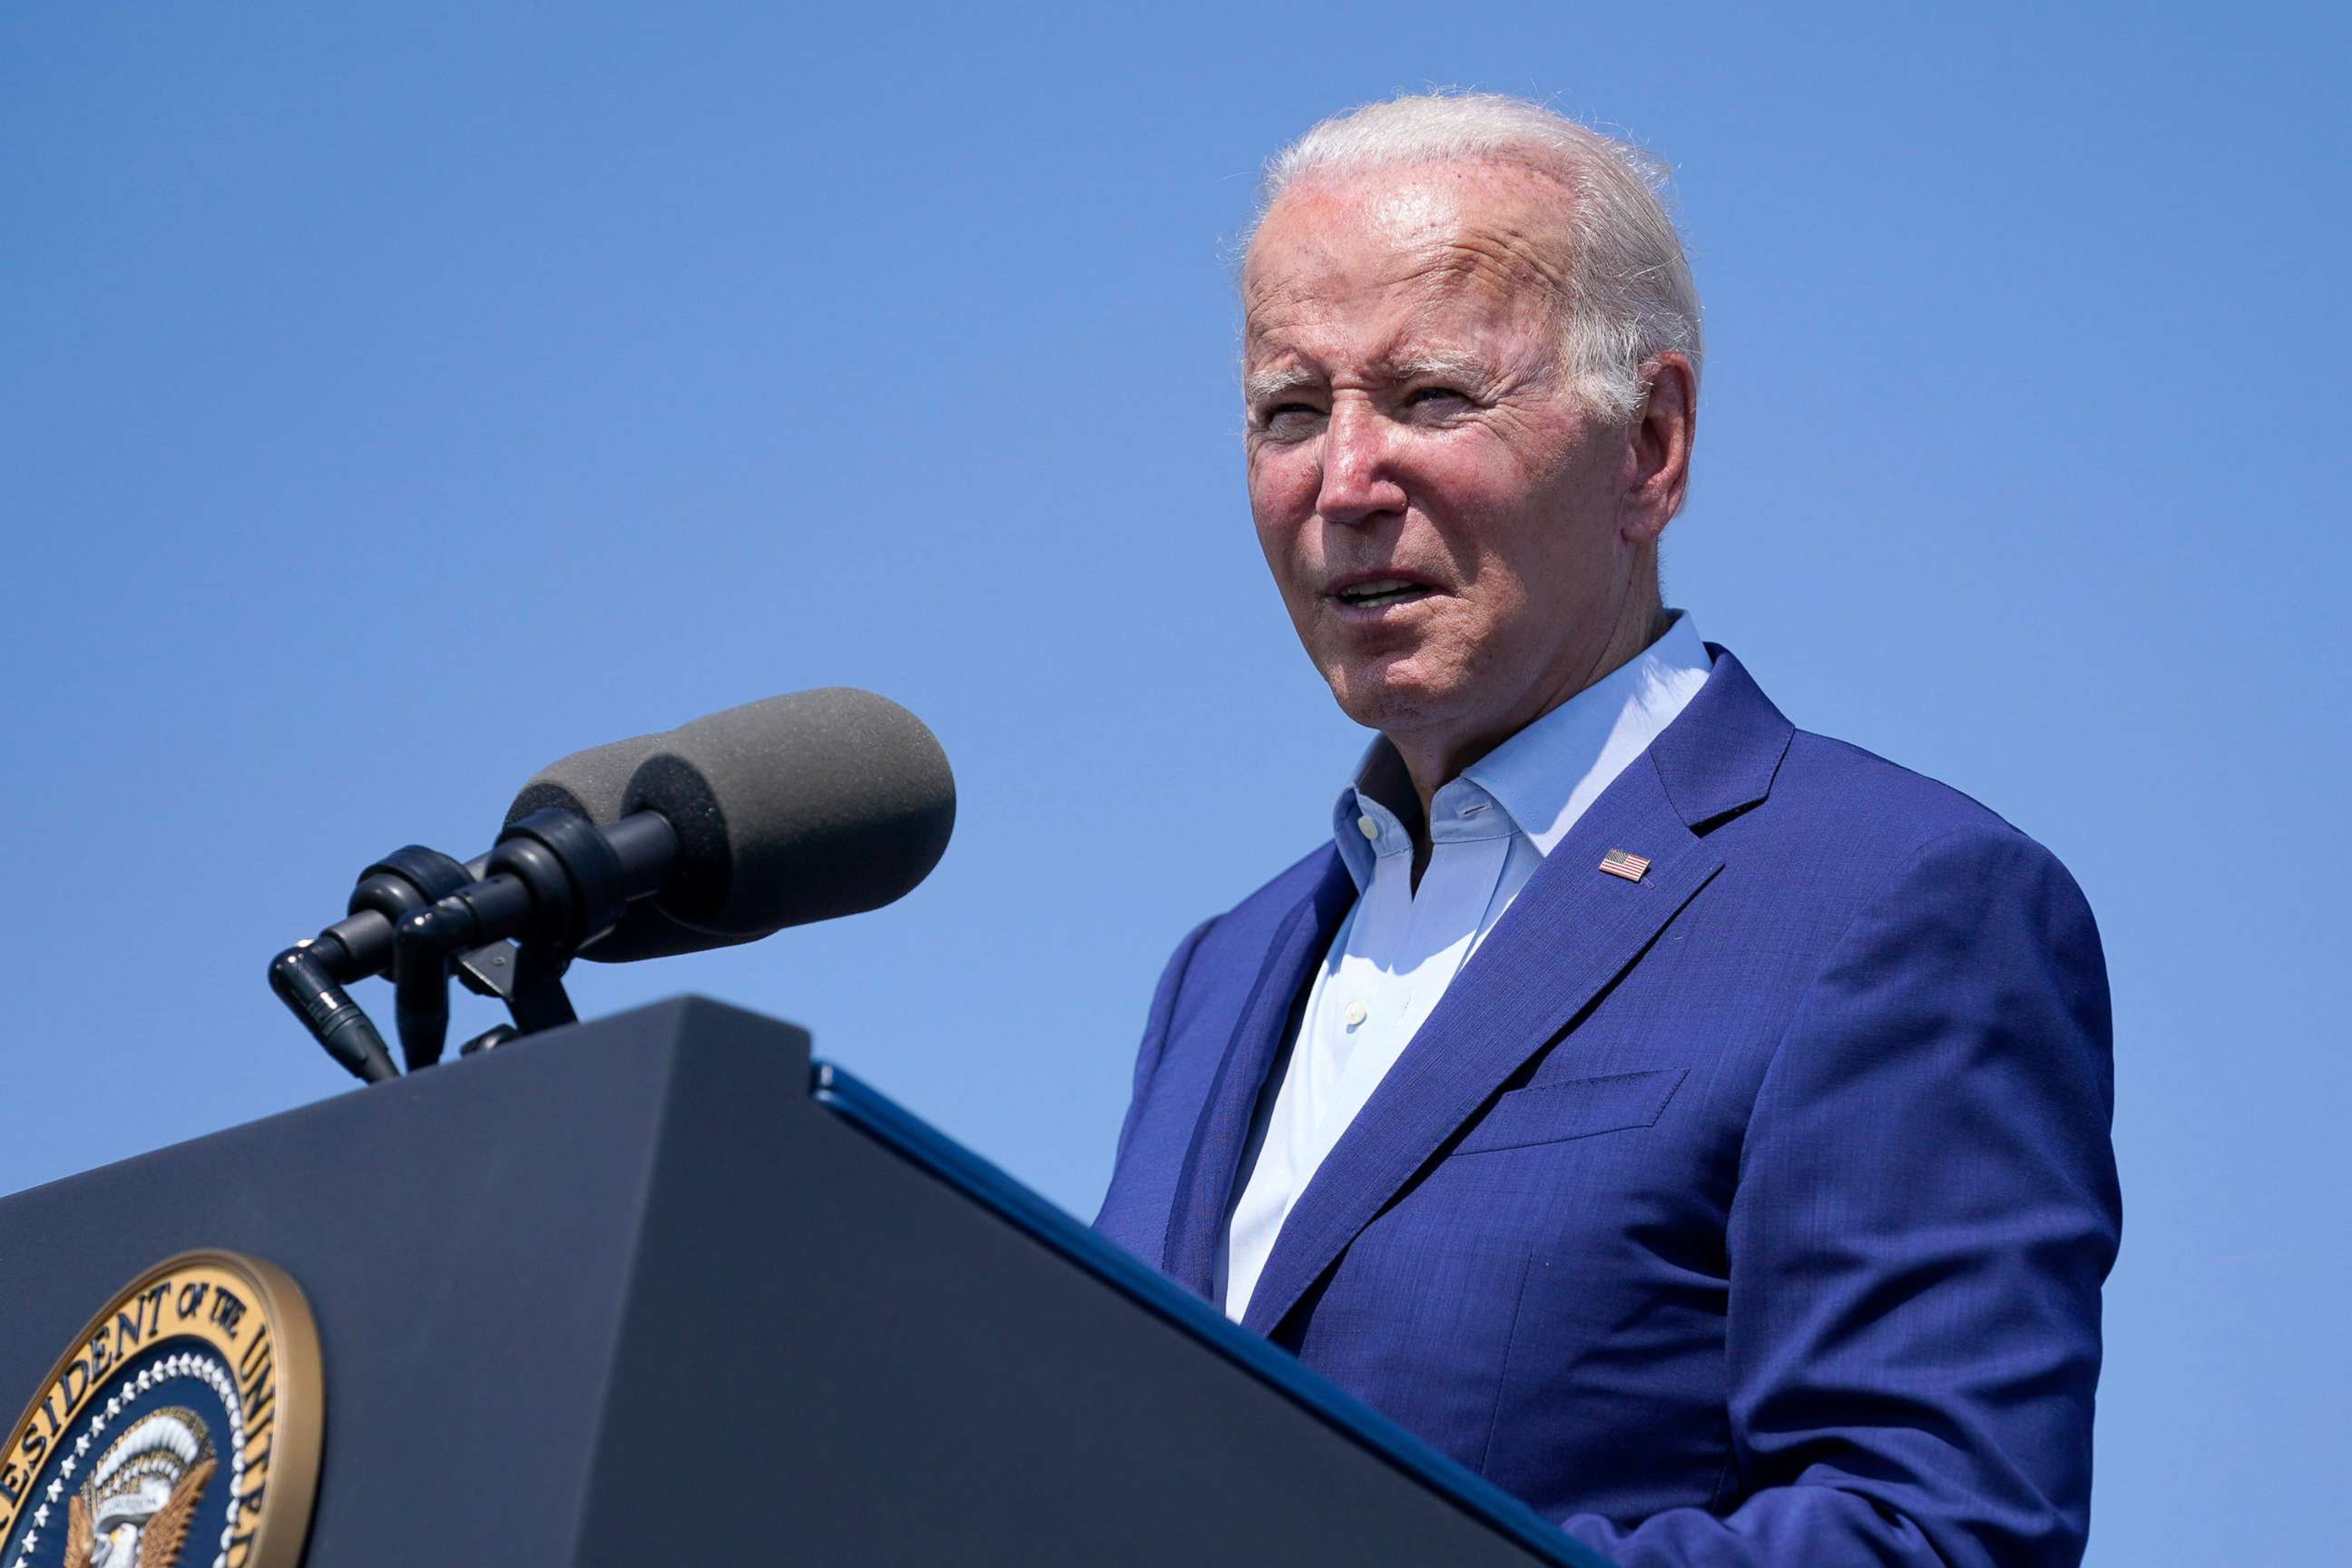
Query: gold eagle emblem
60 1407 215 1568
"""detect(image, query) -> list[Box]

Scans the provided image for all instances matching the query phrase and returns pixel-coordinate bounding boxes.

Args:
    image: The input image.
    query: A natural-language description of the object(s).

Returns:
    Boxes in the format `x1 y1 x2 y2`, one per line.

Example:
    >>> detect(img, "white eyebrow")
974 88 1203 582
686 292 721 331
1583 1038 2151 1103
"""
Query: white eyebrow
1243 351 1492 406
1386 350 1488 386
1243 365 1320 406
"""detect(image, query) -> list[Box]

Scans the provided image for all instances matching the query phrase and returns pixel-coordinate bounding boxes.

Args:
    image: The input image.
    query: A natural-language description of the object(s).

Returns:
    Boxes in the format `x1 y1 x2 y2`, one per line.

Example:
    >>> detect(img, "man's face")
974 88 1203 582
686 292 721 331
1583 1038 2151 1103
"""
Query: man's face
1242 163 1649 760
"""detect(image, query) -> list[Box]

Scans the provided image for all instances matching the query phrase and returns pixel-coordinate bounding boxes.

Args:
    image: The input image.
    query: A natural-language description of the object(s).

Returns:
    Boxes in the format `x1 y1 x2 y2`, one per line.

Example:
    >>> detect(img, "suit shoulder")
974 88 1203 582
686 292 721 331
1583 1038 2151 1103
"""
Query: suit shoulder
1731 731 2112 1086
1775 728 2051 862
1212 842 1341 923
1145 842 1345 998
1753 730 2100 935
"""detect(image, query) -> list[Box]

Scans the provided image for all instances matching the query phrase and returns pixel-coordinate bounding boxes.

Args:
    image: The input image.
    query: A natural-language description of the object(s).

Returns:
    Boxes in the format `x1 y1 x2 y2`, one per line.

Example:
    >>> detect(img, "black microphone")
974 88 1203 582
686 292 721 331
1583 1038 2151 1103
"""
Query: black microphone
507 686 956 953
275 687 956 1079
398 687 955 1065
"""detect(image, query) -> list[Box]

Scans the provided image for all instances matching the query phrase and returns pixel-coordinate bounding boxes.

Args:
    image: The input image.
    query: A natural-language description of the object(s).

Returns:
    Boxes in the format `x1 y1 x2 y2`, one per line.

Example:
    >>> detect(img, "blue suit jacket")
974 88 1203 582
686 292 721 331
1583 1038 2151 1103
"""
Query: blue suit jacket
1095 650 2120 1566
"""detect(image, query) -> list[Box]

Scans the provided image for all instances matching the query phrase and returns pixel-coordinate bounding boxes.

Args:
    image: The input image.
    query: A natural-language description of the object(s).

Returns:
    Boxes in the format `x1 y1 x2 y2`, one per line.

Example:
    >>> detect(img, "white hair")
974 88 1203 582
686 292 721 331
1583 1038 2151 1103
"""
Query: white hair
1252 92 1702 422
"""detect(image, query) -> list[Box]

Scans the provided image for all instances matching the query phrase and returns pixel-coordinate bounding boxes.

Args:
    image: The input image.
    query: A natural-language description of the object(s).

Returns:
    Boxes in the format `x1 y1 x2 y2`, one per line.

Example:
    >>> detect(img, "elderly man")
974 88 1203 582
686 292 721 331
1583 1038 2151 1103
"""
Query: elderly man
1094 94 2119 1567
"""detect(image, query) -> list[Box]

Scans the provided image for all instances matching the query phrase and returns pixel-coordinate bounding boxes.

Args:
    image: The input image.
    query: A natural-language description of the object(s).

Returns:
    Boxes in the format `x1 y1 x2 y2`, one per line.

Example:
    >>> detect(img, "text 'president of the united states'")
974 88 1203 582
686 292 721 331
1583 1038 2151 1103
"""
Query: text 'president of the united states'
1094 93 2120 1568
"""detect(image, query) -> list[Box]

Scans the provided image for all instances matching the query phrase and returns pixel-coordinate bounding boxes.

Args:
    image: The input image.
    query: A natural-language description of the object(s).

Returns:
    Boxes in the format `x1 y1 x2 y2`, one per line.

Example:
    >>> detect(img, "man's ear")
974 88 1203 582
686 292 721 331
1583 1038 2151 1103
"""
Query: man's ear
1623 353 1696 543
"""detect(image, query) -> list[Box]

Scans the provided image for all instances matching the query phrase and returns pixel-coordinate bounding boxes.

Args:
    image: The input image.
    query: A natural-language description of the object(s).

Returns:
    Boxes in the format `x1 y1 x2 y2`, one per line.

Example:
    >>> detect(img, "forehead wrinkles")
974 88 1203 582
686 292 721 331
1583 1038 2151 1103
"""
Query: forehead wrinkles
1243 255 1555 391
1426 223 1572 313
1243 181 1571 372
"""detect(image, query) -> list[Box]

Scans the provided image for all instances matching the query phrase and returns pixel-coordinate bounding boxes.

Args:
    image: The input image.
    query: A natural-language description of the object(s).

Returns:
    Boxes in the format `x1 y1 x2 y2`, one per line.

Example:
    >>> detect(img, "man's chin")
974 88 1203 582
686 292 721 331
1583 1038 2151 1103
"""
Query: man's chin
1324 665 1465 736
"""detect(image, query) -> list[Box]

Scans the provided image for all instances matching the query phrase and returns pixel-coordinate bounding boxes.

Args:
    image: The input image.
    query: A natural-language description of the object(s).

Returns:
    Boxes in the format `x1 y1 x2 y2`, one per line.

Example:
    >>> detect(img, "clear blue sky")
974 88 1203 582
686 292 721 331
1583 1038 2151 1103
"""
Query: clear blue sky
4 5 2345 1561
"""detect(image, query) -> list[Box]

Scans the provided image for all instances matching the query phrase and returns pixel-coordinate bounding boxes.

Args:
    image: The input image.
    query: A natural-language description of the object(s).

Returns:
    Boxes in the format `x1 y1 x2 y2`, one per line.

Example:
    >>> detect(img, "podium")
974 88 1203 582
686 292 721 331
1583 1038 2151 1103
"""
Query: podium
0 999 1608 1565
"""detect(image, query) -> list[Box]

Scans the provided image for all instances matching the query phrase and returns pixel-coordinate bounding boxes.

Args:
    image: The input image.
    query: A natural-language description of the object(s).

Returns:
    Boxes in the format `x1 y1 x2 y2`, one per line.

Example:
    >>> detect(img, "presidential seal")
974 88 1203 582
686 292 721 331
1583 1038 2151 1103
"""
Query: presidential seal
0 1253 320 1568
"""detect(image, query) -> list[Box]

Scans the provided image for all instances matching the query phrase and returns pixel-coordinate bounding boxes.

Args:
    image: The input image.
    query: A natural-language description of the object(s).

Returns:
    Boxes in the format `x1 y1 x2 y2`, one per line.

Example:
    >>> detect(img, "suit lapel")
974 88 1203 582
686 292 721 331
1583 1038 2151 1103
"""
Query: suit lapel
1160 849 1356 1299
1238 743 1724 1338
1176 647 1793 1331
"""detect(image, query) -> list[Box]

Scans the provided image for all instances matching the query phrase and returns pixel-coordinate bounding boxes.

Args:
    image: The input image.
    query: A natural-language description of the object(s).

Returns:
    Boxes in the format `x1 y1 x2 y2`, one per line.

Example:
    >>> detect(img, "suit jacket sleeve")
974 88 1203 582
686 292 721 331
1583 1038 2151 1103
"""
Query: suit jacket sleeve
1561 825 2121 1568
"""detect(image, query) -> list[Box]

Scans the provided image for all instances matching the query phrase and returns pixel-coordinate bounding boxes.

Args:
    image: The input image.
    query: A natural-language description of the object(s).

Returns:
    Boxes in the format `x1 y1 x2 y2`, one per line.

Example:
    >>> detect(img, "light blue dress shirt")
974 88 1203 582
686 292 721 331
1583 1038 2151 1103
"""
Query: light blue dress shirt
1217 612 1715 1320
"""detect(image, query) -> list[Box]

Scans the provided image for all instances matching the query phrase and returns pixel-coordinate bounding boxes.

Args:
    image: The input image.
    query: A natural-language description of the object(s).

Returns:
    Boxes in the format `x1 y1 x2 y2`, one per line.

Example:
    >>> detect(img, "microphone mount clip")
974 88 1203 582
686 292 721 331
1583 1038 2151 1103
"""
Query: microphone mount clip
269 808 678 1082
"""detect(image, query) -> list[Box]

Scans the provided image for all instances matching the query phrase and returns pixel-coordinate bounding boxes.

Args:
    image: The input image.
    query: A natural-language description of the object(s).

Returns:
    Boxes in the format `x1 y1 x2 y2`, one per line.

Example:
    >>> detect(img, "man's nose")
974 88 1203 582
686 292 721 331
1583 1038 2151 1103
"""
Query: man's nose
1315 401 1406 527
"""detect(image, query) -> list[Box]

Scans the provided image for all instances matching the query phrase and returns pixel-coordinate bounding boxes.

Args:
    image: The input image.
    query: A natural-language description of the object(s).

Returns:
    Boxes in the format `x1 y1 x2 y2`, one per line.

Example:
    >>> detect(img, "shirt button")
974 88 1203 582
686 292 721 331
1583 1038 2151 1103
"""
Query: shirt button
1344 1000 1368 1028
1357 815 1379 840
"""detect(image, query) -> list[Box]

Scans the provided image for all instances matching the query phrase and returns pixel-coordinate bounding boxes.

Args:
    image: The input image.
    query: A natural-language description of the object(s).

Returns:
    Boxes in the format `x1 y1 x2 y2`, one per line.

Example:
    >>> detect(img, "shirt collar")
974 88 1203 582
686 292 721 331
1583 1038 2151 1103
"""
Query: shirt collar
1329 612 1714 887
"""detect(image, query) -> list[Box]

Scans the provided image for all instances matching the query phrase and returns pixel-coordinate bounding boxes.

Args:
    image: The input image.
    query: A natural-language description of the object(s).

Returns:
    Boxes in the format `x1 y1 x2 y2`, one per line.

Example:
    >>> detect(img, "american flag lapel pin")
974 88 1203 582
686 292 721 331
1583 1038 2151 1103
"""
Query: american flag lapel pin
1598 848 1651 884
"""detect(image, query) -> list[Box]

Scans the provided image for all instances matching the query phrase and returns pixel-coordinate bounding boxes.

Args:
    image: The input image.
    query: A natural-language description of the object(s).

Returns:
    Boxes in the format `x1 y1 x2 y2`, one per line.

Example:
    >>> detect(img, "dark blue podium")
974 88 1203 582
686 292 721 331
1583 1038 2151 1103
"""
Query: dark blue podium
0 999 1607 1565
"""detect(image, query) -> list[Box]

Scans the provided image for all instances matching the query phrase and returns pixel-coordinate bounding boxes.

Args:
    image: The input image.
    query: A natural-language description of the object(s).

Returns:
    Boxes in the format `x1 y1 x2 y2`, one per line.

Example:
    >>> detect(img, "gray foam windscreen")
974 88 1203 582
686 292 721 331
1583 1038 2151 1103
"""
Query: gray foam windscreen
622 687 957 937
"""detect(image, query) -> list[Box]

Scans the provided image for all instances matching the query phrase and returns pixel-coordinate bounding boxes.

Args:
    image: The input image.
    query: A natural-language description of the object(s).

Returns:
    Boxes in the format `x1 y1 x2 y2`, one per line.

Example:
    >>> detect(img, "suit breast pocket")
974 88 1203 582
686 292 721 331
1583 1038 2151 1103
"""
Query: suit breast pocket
1452 1067 1690 1155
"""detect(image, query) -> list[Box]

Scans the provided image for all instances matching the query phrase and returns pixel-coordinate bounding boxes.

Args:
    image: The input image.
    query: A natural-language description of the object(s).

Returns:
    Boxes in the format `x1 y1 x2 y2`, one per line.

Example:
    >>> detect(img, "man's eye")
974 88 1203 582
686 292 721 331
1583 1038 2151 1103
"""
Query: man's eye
1407 386 1471 411
1259 403 1324 435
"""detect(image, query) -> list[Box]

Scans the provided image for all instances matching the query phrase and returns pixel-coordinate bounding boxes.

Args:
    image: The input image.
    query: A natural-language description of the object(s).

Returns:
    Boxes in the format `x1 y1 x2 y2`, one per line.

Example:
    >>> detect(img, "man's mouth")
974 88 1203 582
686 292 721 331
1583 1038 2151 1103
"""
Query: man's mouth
1331 577 1435 610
